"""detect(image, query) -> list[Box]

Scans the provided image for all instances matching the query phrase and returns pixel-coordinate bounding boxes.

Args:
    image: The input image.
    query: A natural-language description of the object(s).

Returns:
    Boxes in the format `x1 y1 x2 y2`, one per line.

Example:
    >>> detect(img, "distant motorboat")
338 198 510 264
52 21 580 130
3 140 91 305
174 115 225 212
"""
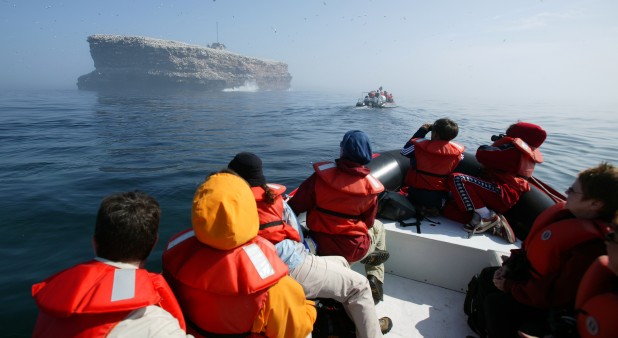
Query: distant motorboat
356 90 397 108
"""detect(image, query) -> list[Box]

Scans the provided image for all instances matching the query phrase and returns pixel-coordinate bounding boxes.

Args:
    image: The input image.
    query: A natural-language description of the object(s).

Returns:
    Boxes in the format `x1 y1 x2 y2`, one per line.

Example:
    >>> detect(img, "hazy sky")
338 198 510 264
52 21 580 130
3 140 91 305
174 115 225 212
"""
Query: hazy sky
1 0 616 104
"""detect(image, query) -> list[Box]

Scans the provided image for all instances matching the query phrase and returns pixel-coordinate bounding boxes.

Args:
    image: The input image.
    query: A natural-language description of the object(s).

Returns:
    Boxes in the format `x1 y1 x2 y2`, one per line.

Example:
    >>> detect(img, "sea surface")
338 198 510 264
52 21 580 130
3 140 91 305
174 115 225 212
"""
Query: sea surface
0 89 616 337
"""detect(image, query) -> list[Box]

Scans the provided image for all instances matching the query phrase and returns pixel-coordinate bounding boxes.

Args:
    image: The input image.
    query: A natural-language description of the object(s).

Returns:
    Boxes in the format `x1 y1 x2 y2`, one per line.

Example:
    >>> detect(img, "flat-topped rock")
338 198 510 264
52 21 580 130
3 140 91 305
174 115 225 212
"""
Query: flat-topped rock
77 35 292 91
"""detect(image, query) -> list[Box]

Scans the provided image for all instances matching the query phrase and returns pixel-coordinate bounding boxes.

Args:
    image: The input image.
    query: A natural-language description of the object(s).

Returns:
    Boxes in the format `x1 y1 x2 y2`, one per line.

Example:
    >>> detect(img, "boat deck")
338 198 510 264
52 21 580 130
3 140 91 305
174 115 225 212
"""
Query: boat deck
350 215 521 337
374 273 473 337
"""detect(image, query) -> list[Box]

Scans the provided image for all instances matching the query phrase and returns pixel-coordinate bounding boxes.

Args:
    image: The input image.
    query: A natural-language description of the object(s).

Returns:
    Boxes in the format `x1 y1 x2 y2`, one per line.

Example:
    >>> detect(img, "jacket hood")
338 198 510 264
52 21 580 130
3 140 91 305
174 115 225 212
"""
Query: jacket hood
192 172 259 250
340 130 373 165
507 122 546 149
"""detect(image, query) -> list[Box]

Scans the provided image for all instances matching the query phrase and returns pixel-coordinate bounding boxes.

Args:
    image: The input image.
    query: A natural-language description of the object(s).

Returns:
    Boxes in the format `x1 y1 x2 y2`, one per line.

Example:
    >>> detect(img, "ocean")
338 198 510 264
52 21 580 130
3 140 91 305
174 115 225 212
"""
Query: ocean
0 88 615 337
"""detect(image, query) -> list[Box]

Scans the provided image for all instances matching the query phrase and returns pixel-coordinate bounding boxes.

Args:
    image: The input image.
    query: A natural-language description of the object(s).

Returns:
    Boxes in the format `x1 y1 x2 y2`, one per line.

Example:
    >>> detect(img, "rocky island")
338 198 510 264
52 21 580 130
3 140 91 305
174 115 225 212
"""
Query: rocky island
77 35 292 91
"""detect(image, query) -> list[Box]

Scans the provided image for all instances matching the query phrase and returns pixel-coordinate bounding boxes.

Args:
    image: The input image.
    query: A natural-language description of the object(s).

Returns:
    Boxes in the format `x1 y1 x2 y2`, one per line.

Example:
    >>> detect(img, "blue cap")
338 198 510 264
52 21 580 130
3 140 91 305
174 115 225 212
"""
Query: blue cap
340 130 372 165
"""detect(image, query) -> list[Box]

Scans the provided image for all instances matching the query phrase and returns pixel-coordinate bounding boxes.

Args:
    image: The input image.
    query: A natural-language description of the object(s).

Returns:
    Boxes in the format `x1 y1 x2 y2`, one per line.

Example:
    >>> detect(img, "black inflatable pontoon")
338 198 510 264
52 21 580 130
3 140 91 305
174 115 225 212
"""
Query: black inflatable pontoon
367 149 560 240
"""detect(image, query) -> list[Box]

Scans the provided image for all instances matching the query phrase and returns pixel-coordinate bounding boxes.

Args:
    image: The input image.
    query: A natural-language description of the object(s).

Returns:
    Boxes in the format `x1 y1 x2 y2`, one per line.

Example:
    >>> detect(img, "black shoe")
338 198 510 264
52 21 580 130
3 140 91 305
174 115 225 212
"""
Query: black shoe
360 249 390 266
368 275 383 304
379 317 393 334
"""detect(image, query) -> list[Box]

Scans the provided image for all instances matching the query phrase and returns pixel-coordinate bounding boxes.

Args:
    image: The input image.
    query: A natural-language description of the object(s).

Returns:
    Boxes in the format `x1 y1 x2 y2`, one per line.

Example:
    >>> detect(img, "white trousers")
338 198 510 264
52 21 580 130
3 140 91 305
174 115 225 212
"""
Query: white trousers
290 254 383 338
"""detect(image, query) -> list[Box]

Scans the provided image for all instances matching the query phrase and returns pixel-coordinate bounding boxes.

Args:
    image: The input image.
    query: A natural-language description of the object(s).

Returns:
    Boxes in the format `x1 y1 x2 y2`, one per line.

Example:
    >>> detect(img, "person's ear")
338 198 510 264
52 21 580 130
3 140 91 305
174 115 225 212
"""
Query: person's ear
589 199 605 216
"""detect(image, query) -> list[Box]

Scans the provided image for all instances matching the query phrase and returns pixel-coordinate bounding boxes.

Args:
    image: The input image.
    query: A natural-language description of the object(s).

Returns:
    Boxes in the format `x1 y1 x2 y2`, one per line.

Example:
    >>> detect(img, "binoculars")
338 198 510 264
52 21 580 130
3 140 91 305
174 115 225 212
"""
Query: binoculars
491 133 507 142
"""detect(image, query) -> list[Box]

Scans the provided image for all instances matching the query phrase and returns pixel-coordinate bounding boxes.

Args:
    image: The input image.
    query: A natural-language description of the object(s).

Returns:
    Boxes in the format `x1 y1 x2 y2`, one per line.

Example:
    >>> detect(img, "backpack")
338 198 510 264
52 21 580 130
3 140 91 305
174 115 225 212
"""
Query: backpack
463 274 486 337
312 298 356 338
464 266 505 337
376 190 416 222
377 190 434 233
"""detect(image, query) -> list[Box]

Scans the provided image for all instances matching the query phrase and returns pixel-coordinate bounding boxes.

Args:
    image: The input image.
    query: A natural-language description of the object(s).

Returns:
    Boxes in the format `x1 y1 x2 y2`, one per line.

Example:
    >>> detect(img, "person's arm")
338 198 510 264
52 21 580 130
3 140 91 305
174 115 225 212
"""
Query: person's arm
282 201 305 242
401 125 431 158
287 175 317 214
252 276 316 338
108 306 193 338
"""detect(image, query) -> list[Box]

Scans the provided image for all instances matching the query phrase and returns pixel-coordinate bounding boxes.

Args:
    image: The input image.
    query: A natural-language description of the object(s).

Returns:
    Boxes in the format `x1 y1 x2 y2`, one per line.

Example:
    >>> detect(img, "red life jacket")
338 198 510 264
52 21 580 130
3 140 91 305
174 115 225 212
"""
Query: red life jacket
162 229 288 336
308 162 384 237
524 202 610 279
576 256 618 338
32 260 186 338
403 138 464 190
251 184 301 244
477 136 543 177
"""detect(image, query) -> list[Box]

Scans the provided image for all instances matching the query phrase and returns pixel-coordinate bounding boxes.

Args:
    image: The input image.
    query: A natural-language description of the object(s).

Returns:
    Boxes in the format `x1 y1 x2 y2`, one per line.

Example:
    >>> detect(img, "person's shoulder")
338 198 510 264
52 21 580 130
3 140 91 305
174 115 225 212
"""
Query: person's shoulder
108 305 191 338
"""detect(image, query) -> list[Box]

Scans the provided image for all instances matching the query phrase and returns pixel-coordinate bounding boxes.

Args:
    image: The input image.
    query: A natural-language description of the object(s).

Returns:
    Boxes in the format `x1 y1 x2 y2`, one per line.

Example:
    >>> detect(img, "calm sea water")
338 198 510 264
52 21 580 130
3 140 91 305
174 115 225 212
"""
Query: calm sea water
1 89 615 336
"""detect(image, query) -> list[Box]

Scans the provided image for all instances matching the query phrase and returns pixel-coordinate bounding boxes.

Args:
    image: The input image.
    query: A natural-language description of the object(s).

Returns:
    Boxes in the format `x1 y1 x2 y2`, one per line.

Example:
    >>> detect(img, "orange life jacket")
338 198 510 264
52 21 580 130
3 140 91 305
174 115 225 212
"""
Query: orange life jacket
575 256 618 338
307 162 384 237
524 202 610 279
404 138 464 190
251 184 301 244
32 260 186 338
162 229 288 336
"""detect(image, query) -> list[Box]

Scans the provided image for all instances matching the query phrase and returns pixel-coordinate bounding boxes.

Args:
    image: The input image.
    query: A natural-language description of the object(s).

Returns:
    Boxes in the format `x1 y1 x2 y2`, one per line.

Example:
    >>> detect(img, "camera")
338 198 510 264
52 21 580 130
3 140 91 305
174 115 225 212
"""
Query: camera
491 133 507 142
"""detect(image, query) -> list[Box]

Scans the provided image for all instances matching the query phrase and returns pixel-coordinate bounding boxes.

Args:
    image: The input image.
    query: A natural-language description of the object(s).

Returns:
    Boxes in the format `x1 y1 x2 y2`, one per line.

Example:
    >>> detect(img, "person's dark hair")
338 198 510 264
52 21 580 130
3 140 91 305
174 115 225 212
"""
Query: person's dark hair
578 162 618 221
94 191 160 262
432 118 459 141
260 183 276 204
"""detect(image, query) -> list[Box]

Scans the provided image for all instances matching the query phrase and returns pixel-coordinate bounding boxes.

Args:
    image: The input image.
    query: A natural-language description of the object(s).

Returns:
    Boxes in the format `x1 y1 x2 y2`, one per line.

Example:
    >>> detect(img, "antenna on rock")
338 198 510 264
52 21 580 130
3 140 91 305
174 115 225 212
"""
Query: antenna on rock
208 22 226 50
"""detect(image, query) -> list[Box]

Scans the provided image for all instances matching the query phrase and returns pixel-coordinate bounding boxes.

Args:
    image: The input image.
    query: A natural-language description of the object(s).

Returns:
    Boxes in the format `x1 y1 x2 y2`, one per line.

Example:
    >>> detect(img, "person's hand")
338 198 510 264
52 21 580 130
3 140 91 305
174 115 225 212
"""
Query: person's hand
422 123 432 130
494 266 508 278
493 267 508 291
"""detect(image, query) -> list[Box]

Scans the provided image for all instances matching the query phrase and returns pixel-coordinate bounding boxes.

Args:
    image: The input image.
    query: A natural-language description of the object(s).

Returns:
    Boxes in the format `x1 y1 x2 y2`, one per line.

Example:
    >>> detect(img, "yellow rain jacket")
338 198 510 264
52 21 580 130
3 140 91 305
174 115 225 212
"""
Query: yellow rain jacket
163 172 316 338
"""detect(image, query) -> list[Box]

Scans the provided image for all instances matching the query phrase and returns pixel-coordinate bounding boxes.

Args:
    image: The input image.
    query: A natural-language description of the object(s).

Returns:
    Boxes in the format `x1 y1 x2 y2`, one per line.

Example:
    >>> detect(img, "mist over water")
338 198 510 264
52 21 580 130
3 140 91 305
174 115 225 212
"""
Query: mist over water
0 88 616 336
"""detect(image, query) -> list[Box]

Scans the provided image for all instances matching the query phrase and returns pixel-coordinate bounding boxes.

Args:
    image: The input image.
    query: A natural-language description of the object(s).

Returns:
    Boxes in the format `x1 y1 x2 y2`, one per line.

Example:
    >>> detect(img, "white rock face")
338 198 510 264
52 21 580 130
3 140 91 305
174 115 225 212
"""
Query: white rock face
77 35 292 91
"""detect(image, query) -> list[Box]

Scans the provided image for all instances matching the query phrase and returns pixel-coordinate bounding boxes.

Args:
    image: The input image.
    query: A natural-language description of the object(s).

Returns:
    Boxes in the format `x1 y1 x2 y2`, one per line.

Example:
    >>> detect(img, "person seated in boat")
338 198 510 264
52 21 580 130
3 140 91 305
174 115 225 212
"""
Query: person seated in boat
444 121 547 243
162 171 316 338
367 91 377 107
227 151 393 336
400 118 464 217
31 191 189 337
563 210 618 338
520 211 618 338
384 91 394 103
288 130 389 305
471 162 618 338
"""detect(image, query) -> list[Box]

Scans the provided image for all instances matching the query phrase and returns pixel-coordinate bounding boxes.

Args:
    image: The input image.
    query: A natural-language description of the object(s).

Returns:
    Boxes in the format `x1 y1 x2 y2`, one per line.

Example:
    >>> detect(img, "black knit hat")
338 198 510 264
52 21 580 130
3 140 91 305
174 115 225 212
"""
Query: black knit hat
227 152 266 187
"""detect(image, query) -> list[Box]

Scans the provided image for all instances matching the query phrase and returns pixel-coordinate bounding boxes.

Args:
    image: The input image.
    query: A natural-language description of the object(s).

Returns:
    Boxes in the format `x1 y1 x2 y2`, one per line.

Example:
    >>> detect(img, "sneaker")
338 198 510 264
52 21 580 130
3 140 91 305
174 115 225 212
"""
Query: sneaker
379 317 393 334
463 213 501 237
368 275 383 304
491 214 516 244
360 249 390 266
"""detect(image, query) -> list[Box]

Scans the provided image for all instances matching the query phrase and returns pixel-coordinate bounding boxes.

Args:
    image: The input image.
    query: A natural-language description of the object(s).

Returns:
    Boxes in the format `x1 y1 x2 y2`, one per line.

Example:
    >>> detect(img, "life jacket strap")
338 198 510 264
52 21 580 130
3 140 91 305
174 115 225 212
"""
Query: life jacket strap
316 206 361 221
259 220 284 230
416 169 448 178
